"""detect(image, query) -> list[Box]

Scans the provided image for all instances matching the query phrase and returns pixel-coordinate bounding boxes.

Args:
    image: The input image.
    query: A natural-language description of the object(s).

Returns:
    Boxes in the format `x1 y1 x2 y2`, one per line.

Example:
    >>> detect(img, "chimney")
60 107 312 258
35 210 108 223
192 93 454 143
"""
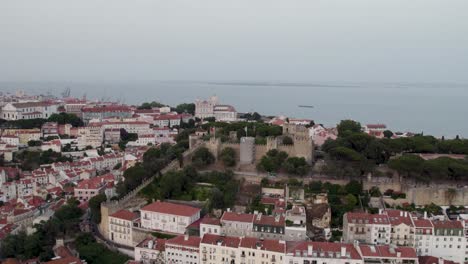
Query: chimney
308 245 313 256
341 246 346 257
438 258 444 264
400 211 403 217
184 233 189 241
148 240 154 249
397 251 401 258
227 208 231 212
424 211 428 219
378 209 383 214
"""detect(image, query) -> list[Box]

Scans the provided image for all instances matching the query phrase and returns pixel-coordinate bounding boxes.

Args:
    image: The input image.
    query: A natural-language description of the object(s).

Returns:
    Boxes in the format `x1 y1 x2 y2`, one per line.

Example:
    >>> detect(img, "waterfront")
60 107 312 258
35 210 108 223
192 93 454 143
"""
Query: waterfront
1 80 467 137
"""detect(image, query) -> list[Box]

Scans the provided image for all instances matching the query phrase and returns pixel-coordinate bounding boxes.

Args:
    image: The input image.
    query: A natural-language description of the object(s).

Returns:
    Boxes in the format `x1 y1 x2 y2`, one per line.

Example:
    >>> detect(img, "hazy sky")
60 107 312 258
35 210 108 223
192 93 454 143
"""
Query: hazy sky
1 0 467 83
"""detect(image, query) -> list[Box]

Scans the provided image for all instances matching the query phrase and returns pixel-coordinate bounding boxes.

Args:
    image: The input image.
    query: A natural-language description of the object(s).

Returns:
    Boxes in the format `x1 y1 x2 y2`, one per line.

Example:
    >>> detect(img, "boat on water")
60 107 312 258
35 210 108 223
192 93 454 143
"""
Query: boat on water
298 105 314 108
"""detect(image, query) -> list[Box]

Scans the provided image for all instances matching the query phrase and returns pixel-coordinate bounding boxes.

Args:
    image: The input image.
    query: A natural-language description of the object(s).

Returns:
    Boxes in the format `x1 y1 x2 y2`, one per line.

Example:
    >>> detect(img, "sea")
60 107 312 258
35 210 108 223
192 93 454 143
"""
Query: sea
1 81 467 138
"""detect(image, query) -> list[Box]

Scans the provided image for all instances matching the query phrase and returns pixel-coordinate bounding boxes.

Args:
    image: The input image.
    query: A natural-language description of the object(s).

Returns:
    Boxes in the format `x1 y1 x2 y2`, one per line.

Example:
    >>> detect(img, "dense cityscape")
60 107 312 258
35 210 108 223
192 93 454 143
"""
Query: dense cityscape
0 90 467 264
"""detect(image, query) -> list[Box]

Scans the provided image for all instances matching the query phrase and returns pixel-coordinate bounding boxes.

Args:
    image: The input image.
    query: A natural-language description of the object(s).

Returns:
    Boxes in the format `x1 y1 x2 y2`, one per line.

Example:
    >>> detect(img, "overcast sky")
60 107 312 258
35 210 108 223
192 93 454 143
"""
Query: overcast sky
1 0 467 83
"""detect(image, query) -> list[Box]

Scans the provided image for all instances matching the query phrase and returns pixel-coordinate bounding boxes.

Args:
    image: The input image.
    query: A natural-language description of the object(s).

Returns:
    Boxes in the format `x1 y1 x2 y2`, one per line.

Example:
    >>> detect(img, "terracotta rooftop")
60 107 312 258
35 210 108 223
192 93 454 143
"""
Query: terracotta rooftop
166 235 201 248
432 220 463 229
140 201 201 217
346 212 389 225
110 209 139 221
201 234 241 248
240 237 286 253
221 212 255 223
201 216 221 226
287 241 362 260
359 245 417 259
136 237 166 251
419 256 459 264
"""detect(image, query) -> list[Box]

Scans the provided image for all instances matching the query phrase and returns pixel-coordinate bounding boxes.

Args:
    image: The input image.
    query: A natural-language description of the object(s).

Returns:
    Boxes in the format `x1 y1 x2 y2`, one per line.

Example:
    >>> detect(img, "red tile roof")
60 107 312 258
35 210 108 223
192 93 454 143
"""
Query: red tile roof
75 173 114 190
287 241 362 260
82 105 131 113
346 212 389 225
240 237 285 253
201 234 241 248
110 210 139 221
432 220 463 229
419 256 459 264
359 245 417 259
366 124 386 129
201 216 221 226
413 219 433 229
166 235 201 248
136 237 166 251
43 256 83 264
253 214 285 227
140 201 200 217
221 212 255 223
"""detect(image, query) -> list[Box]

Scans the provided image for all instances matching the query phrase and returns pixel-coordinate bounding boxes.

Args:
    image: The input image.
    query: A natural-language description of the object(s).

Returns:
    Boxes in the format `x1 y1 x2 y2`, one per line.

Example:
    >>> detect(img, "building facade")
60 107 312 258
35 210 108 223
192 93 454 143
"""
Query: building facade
140 201 201 234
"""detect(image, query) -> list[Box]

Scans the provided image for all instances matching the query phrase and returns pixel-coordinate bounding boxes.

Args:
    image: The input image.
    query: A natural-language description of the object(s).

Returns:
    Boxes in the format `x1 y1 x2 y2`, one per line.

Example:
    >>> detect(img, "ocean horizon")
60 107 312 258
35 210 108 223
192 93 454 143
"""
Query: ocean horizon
1 80 467 138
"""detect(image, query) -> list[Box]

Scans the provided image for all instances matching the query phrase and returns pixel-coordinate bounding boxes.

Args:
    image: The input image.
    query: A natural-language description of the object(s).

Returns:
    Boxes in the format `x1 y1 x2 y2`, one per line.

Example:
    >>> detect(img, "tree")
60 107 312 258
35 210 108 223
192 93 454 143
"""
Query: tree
282 136 294 145
345 180 363 196
383 130 394 139
388 155 424 178
48 113 84 127
283 157 310 176
344 194 358 210
257 150 289 173
191 147 215 168
337 120 362 137
220 147 236 167
175 103 195 115
369 186 382 197
88 194 107 224
28 140 42 147
138 101 165 109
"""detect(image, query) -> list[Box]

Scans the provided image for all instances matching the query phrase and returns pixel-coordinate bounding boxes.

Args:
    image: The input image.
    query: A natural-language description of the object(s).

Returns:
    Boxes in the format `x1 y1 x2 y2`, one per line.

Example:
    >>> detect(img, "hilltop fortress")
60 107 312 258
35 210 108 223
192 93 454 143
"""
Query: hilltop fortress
199 123 315 166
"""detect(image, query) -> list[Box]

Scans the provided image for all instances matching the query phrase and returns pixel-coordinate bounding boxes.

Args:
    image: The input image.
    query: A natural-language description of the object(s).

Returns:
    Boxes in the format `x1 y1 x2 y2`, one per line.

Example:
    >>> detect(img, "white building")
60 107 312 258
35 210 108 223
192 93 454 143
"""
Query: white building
135 237 166 264
94 120 153 136
200 234 240 264
358 244 418 264
195 96 218 119
343 212 391 245
140 201 201 234
285 241 364 264
195 96 237 122
41 139 62 153
220 211 255 237
343 210 468 263
1 102 58 120
77 125 103 149
165 235 201 264
429 220 466 263
213 105 237 122
109 209 139 247
200 216 221 238
153 114 193 128
0 135 20 146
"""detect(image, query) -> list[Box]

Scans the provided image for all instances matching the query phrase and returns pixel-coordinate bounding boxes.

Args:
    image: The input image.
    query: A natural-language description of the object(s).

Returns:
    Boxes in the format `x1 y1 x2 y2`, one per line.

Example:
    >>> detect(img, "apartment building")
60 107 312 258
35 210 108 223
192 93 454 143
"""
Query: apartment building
220 212 255 237
343 210 468 263
135 237 166 264
140 201 201 234
285 241 364 264
165 235 201 264
109 209 139 247
343 212 391 245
